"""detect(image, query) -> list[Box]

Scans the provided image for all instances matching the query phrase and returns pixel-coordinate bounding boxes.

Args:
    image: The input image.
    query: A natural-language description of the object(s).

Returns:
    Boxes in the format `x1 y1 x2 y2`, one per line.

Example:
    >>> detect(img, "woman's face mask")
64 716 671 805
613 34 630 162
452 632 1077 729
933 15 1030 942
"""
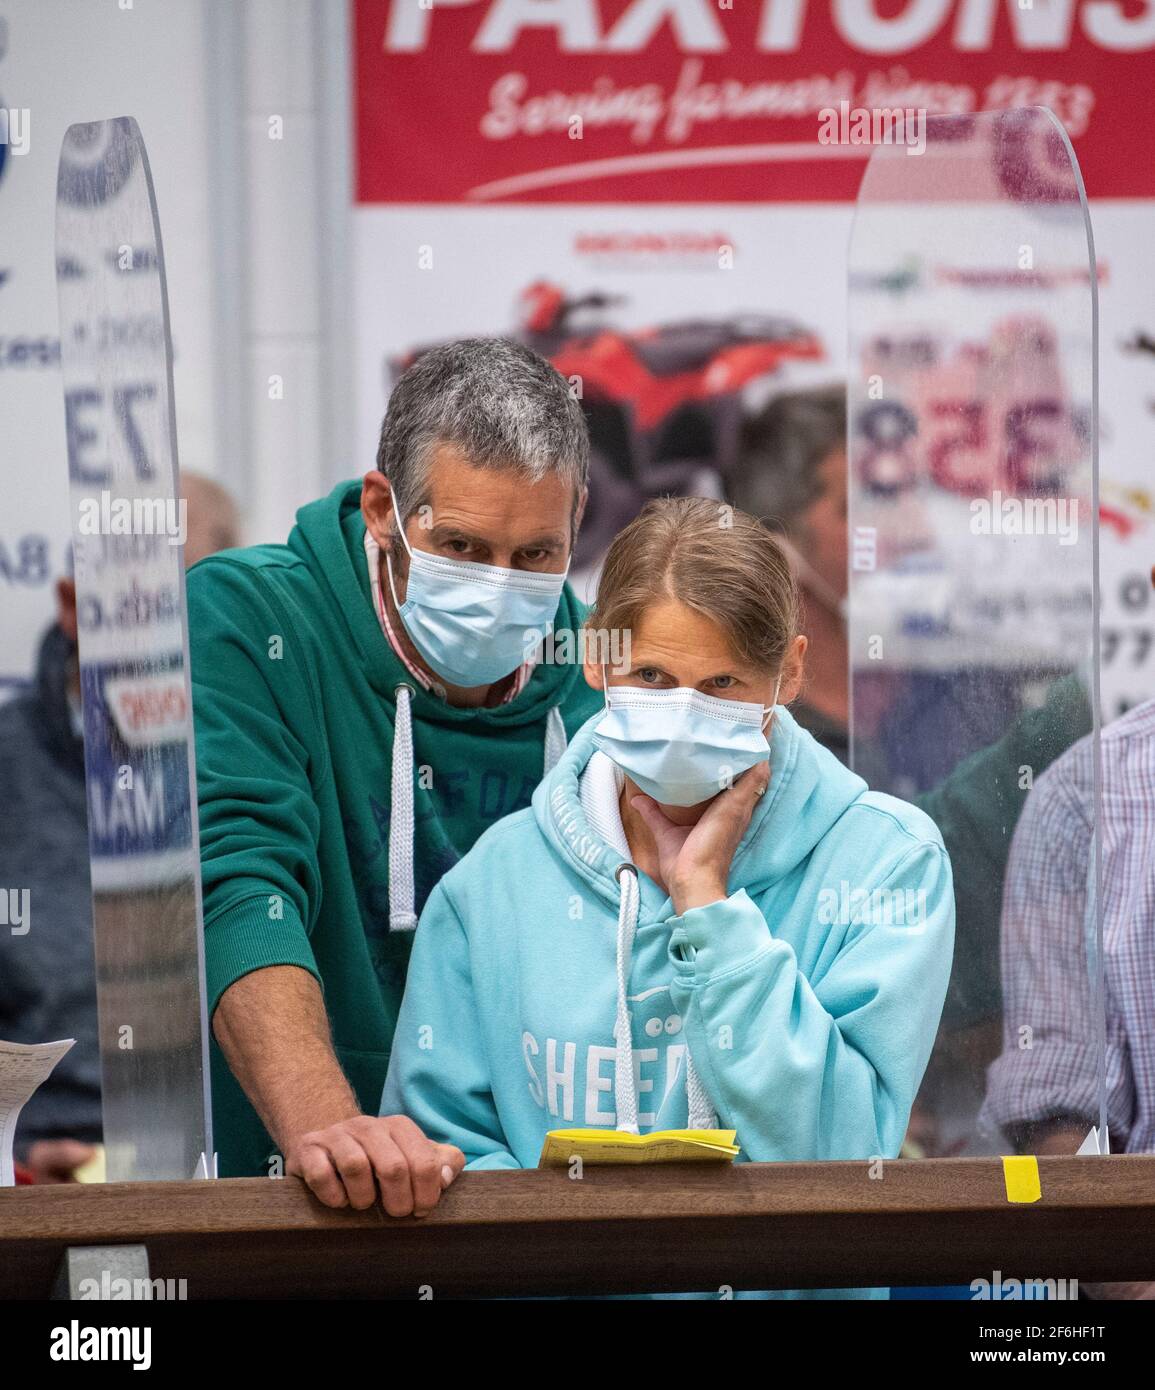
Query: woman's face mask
385 520 569 689
593 671 782 807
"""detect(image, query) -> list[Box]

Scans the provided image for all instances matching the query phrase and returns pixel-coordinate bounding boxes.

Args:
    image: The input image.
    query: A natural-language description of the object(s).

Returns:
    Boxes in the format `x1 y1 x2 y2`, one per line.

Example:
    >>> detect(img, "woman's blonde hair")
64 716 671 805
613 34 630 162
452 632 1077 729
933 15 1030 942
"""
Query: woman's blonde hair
588 497 800 672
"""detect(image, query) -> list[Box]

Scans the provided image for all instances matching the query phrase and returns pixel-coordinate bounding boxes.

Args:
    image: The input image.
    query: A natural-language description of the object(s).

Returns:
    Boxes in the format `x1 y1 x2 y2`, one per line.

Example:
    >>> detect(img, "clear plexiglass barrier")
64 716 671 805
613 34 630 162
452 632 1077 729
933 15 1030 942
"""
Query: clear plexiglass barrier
55 118 212 1181
848 109 1106 1157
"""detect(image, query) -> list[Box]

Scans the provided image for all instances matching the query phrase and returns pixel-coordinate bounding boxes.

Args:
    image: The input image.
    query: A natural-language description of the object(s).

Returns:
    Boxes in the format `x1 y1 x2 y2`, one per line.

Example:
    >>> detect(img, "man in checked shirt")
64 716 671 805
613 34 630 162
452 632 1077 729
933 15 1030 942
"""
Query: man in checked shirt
983 585 1155 1298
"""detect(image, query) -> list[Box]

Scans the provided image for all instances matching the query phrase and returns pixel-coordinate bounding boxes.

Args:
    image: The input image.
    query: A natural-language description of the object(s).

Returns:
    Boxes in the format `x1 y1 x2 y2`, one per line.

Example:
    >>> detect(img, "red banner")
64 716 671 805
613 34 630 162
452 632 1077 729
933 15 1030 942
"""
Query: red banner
354 0 1155 203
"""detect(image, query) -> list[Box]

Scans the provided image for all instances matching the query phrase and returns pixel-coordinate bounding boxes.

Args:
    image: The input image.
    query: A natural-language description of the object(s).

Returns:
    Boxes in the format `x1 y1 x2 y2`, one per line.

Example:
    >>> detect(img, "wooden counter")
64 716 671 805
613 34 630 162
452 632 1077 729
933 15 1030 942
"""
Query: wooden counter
3 1156 1153 1299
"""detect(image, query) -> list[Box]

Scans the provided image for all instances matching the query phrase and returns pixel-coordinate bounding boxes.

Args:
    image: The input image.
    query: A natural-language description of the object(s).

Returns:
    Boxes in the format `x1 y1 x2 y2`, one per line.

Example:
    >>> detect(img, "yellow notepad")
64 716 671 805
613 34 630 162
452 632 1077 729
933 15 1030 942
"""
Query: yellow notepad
539 1128 740 1167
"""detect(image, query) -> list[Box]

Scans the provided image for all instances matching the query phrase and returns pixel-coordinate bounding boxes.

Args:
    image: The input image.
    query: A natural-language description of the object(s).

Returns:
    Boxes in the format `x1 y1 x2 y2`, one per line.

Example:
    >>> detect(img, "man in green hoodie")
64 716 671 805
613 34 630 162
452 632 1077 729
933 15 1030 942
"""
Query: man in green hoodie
187 338 601 1208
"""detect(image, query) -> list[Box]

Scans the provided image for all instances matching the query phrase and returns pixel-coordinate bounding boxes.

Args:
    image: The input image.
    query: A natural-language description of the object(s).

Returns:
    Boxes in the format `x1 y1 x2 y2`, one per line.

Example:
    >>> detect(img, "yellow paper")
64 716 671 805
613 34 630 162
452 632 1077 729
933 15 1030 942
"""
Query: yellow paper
73 1144 107 1184
1002 1154 1041 1204
539 1128 739 1167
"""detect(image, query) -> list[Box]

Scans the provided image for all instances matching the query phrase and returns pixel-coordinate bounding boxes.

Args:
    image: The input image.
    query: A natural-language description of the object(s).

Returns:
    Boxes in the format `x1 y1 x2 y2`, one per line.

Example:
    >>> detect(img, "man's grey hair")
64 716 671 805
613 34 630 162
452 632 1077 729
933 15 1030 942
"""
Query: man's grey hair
732 385 846 535
377 337 590 525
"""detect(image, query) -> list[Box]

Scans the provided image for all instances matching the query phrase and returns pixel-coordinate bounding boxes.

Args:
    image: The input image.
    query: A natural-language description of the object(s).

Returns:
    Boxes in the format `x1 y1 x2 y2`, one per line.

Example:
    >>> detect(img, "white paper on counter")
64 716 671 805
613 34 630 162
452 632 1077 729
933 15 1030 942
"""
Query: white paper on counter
0 1038 76 1186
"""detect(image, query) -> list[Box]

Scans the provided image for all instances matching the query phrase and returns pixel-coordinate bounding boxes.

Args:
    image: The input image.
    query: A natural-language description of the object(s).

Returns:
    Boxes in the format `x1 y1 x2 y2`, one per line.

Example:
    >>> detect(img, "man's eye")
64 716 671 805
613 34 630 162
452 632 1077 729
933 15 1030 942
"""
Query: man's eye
520 549 548 564
711 676 734 690
639 668 662 684
446 539 471 554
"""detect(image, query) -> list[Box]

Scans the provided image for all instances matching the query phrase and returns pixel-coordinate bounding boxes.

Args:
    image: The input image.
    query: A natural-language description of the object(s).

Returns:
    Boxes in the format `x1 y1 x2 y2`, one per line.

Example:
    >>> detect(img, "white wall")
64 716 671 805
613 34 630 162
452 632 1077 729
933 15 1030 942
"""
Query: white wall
0 0 352 689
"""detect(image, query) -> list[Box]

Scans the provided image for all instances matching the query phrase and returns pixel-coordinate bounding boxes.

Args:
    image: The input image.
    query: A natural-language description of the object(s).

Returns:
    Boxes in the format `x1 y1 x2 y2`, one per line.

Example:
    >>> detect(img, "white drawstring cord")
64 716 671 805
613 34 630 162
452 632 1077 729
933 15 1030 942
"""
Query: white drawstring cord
611 862 716 1131
388 684 418 932
613 864 641 1133
543 705 568 772
388 697 567 932
685 1052 717 1130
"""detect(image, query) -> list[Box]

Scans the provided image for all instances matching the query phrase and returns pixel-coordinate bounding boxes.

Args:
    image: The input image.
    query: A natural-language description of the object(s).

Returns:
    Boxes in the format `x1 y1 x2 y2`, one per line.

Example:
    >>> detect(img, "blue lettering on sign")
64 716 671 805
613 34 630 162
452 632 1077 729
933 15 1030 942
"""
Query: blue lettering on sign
80 660 192 865
65 388 108 483
64 382 158 483
0 337 61 368
114 383 157 478
0 535 49 586
88 770 167 842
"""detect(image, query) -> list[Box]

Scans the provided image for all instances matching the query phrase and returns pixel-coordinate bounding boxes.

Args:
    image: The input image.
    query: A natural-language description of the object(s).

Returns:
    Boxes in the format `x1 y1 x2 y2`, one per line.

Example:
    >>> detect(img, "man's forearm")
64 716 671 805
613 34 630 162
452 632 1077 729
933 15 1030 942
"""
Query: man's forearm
212 965 361 1155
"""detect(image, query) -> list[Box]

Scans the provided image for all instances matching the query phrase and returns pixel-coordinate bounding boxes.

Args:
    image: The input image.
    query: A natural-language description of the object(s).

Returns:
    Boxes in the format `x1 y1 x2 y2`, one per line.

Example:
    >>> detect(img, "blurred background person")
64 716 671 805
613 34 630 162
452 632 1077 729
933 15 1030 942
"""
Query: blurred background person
731 385 849 763
0 472 241 1183
982 689 1155 1299
731 383 1101 1167
182 474 243 570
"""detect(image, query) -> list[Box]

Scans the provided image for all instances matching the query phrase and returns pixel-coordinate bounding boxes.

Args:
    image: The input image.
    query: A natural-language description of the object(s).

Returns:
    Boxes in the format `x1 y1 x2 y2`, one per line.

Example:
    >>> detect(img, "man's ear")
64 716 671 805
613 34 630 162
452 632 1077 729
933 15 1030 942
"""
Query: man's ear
572 485 589 542
361 471 397 548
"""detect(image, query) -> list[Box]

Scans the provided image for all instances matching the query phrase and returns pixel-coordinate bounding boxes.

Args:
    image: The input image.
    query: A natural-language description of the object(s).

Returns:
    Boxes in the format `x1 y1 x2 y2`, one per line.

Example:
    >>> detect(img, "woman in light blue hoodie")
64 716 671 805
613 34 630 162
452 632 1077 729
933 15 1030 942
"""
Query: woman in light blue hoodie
383 497 955 1298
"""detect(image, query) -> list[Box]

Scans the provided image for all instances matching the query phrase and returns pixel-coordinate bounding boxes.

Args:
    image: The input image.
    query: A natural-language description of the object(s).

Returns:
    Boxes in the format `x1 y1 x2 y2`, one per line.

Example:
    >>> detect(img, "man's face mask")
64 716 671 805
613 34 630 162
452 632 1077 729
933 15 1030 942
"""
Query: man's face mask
385 519 568 689
593 673 782 807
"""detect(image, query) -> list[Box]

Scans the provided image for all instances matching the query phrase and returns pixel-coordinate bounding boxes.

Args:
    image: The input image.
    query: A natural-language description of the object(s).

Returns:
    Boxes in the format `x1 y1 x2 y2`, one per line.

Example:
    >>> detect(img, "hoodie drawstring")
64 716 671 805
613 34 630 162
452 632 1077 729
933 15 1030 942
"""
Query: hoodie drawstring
389 684 419 932
388 691 569 932
612 864 716 1132
685 1053 716 1130
613 865 641 1133
543 705 568 772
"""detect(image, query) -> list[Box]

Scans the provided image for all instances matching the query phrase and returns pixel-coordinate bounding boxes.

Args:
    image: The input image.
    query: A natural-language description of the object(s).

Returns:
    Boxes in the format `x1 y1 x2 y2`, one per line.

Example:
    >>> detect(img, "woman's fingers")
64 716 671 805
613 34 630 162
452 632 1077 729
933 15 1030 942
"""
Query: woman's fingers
631 793 684 844
701 761 770 840
729 760 771 813
629 791 662 825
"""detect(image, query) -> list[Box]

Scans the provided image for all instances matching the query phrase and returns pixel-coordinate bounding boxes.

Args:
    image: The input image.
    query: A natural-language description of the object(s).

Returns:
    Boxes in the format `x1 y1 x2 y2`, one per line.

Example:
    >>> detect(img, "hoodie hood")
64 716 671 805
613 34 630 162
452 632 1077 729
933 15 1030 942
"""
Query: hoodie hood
534 702 868 908
288 479 591 730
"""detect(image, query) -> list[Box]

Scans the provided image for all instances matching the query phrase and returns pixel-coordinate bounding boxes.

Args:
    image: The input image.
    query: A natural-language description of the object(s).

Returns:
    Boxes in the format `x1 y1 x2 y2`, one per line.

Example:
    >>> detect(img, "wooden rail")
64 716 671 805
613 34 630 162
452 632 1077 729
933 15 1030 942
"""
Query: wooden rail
3 1156 1154 1299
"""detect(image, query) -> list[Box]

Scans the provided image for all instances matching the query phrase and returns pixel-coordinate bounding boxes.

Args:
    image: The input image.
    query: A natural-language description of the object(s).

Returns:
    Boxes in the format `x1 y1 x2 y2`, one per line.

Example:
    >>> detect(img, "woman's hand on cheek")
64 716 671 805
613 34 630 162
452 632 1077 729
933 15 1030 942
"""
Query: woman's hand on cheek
631 760 770 916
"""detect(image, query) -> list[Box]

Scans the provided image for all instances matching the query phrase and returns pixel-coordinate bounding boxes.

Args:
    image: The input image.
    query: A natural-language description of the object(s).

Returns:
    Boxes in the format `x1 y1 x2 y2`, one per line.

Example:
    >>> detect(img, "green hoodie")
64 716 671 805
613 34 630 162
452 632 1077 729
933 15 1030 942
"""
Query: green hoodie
187 480 602 1176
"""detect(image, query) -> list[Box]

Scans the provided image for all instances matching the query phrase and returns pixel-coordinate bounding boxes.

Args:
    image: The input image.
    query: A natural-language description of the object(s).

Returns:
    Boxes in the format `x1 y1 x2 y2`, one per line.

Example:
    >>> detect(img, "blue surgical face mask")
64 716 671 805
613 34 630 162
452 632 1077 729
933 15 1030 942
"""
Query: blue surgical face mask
593 674 782 807
385 521 568 689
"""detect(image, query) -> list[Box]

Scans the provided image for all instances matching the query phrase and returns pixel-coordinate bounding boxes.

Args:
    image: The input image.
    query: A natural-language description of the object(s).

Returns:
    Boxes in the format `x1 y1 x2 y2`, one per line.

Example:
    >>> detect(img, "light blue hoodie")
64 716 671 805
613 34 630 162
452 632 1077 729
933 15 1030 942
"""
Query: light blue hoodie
383 706 955 1299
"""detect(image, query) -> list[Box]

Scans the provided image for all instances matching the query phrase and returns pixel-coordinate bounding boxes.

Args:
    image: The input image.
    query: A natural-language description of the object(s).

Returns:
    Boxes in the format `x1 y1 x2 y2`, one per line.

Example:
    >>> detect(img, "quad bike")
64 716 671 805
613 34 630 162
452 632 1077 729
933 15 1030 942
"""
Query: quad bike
387 281 827 564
